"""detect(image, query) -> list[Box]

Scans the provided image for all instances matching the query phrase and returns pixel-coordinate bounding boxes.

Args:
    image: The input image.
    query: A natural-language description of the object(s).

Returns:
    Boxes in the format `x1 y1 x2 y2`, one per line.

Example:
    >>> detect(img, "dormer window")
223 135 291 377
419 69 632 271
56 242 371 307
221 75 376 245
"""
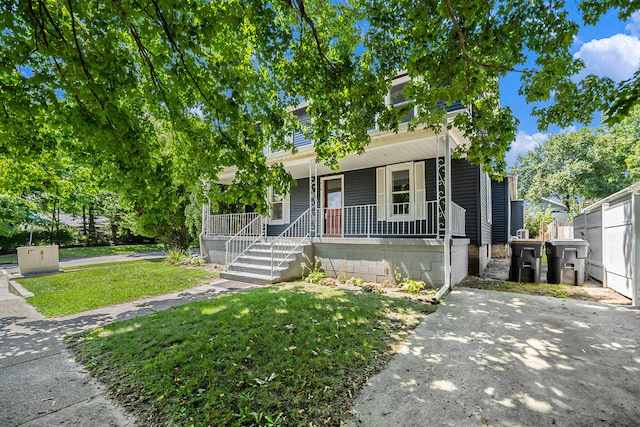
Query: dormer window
387 79 416 123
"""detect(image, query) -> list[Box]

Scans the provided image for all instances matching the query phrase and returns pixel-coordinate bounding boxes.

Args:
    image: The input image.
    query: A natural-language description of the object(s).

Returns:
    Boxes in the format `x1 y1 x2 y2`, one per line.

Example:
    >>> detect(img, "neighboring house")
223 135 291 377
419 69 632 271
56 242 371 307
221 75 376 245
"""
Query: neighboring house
540 197 569 222
200 74 497 287
573 181 640 306
491 174 524 258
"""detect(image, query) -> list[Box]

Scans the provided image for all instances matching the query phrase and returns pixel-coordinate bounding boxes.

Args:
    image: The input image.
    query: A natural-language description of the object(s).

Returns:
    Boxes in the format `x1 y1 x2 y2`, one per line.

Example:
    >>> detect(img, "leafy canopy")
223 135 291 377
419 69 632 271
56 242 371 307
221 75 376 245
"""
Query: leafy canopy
513 106 639 214
1 0 637 206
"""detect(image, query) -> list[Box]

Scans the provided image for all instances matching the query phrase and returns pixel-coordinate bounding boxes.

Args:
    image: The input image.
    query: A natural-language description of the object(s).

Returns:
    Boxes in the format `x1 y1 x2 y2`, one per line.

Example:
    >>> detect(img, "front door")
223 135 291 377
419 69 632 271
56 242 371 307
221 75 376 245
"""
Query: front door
323 177 343 236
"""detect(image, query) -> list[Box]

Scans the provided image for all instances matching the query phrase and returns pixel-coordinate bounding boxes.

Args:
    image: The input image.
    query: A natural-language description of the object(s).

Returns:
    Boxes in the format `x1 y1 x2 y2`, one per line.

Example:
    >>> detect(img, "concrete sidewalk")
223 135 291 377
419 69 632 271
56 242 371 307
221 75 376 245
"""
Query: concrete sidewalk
349 288 640 426
1 251 167 275
0 269 255 427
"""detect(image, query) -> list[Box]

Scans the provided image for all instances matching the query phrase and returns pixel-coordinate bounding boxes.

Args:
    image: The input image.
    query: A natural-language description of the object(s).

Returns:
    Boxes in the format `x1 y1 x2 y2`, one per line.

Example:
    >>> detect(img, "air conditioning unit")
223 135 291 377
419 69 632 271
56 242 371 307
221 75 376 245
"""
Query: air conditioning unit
516 229 529 240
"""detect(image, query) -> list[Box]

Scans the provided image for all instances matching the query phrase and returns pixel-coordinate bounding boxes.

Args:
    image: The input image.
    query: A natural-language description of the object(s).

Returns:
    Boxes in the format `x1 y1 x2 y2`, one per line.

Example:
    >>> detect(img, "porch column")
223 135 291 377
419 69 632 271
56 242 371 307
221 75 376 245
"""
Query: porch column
434 117 452 301
309 159 318 238
444 117 452 290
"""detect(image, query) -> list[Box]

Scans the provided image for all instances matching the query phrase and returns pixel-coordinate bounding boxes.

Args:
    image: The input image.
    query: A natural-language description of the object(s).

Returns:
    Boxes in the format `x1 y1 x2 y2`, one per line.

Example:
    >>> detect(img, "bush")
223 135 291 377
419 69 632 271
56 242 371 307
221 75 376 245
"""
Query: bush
0 228 75 253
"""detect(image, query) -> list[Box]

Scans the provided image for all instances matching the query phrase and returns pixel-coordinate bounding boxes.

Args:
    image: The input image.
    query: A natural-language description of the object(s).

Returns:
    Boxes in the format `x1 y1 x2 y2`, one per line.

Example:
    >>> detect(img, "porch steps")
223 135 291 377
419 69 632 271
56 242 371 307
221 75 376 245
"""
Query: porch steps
220 242 311 285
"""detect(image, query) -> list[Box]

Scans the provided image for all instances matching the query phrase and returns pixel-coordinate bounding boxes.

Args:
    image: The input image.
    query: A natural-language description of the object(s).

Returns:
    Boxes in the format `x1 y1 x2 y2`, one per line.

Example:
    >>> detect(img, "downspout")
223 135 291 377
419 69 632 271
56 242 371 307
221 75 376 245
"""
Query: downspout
433 116 452 303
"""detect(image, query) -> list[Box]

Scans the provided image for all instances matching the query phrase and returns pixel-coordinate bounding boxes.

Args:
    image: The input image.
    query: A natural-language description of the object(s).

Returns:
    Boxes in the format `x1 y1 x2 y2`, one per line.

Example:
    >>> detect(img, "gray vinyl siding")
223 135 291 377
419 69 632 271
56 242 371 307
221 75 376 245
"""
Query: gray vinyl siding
479 172 492 246
491 179 509 244
510 200 524 235
292 111 312 148
344 169 376 206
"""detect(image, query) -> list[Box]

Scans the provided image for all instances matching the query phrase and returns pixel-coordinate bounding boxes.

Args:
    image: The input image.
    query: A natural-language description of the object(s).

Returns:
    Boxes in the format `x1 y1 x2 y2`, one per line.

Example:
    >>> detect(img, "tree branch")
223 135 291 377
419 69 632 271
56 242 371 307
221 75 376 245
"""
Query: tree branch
444 0 523 76
66 0 105 110
149 0 234 144
292 0 336 69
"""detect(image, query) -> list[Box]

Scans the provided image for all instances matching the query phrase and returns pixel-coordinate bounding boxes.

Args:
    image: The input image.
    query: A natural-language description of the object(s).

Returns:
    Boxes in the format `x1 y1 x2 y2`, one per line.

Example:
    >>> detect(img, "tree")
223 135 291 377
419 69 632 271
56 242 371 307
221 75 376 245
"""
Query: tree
513 109 638 214
2 0 637 207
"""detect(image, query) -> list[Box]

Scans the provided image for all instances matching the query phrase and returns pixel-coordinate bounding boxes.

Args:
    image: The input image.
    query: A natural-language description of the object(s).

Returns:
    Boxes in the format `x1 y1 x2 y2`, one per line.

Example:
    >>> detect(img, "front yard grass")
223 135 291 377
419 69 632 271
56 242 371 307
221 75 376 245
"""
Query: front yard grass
17 260 218 317
66 282 436 426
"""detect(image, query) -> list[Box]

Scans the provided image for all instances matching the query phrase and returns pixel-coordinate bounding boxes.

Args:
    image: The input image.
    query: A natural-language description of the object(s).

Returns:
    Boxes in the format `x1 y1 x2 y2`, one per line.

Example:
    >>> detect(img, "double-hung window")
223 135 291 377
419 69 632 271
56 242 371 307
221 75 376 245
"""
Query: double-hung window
376 161 425 221
267 187 290 225
389 164 412 217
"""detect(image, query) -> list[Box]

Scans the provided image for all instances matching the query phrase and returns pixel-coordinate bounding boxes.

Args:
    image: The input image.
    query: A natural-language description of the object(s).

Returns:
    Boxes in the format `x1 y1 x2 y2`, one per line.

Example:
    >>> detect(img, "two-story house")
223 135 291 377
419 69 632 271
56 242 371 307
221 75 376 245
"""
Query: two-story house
199 73 495 289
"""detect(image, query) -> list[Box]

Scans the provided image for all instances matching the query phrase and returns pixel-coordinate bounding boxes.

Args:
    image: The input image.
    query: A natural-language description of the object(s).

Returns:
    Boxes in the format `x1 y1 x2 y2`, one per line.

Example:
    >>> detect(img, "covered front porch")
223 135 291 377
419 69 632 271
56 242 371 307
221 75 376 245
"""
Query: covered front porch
201 119 473 288
201 202 466 240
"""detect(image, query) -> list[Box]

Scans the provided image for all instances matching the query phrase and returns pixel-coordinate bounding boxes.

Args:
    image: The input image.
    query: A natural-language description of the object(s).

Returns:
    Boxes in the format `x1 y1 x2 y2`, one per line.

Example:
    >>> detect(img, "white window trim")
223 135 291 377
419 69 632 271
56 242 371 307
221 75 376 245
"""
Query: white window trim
267 187 290 225
376 161 426 222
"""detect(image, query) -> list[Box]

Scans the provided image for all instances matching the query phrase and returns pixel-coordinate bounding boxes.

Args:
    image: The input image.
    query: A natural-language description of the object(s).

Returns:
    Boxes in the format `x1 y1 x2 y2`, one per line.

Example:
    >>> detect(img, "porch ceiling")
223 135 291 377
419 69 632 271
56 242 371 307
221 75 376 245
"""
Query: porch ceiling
218 126 469 183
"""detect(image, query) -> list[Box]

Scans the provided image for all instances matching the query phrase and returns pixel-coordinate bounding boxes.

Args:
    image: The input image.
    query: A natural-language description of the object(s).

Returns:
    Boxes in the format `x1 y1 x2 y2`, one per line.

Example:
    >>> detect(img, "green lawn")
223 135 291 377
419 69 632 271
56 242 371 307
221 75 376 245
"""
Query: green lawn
0 243 165 265
67 282 435 426
17 260 218 317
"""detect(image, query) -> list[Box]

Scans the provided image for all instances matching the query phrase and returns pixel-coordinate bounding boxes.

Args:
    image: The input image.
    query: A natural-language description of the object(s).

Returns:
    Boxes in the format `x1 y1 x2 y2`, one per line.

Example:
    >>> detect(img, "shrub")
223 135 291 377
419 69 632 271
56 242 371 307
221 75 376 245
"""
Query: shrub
0 228 75 253
301 254 326 283
397 277 426 295
349 277 364 286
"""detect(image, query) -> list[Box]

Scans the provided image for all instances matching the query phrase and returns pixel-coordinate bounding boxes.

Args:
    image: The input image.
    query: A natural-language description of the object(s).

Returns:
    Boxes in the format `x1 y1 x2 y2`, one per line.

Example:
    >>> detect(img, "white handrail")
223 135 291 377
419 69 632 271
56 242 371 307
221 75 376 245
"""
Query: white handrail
225 215 265 267
271 209 311 277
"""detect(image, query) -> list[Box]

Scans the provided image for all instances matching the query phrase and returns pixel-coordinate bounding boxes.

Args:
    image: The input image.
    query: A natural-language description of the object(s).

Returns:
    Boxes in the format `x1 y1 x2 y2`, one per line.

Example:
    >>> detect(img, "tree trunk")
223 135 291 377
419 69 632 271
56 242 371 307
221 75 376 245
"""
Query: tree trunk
89 204 96 234
82 205 87 235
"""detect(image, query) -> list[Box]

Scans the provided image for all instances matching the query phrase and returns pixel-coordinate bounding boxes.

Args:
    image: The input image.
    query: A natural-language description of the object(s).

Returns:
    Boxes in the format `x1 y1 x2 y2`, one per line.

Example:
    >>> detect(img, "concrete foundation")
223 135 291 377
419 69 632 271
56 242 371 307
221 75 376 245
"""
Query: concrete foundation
313 238 469 287
468 244 491 275
491 243 510 259
199 235 227 265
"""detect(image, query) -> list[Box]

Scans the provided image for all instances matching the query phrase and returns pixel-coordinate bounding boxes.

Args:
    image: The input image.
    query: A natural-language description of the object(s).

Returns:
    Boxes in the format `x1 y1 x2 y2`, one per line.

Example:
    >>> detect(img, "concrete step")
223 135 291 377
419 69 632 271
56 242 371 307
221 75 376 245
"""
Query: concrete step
227 262 284 276
236 254 297 266
220 270 277 285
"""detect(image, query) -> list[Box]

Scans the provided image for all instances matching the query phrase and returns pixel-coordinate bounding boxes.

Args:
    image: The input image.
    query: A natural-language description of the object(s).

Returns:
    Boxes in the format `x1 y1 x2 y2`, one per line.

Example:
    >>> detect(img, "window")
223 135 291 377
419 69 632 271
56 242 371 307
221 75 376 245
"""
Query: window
376 161 425 221
271 191 284 221
386 78 416 124
267 187 290 225
391 168 411 216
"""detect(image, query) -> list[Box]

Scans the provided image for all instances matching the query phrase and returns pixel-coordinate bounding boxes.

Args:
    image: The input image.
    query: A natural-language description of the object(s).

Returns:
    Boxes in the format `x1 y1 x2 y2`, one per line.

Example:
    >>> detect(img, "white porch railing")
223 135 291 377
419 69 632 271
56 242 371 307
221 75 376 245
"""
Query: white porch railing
320 201 465 237
451 202 466 237
205 212 259 236
271 209 311 277
225 215 265 267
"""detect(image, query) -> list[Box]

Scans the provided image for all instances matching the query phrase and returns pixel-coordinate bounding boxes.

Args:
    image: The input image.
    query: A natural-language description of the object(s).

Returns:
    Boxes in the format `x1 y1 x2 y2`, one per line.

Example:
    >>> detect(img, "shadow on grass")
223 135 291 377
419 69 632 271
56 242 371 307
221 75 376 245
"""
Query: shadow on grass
65 282 436 426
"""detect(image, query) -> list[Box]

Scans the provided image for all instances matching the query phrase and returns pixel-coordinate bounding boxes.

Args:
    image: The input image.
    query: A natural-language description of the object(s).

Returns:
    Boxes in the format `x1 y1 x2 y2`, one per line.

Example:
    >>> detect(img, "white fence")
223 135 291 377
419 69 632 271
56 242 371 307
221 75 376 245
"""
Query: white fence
574 185 639 306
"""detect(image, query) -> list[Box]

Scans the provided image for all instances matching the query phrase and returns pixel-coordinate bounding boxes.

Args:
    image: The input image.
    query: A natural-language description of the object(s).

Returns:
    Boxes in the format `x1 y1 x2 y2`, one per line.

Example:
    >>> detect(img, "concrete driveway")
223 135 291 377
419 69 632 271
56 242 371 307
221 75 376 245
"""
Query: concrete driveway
350 288 640 426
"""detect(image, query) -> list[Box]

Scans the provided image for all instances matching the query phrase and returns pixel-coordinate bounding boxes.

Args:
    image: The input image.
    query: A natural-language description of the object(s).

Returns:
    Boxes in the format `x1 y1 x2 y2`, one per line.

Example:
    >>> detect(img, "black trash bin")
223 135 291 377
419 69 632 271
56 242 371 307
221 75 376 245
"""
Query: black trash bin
546 239 589 285
509 239 544 283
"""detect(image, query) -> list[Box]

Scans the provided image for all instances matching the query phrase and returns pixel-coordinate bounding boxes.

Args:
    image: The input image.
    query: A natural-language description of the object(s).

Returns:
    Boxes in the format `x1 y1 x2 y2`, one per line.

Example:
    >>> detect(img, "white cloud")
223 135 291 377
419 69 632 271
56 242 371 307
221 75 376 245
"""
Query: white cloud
626 11 640 36
574 34 640 82
512 130 547 153
506 130 548 166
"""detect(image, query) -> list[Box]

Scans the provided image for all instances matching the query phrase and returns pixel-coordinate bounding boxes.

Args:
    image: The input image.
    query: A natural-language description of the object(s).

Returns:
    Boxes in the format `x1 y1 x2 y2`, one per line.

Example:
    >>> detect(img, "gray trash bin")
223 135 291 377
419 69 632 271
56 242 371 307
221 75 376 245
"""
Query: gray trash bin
509 239 544 283
546 239 589 285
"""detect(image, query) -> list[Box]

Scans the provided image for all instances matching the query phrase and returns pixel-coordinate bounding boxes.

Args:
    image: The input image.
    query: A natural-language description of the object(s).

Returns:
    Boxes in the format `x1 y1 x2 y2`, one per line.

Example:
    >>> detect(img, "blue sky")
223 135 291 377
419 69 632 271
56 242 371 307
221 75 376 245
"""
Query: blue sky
500 9 640 168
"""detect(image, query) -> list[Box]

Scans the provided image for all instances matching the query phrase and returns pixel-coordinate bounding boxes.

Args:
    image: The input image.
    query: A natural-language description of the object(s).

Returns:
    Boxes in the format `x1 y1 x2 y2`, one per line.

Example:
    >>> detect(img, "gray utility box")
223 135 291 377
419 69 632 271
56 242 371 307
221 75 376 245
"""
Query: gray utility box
546 239 589 286
509 239 544 283
17 245 60 275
